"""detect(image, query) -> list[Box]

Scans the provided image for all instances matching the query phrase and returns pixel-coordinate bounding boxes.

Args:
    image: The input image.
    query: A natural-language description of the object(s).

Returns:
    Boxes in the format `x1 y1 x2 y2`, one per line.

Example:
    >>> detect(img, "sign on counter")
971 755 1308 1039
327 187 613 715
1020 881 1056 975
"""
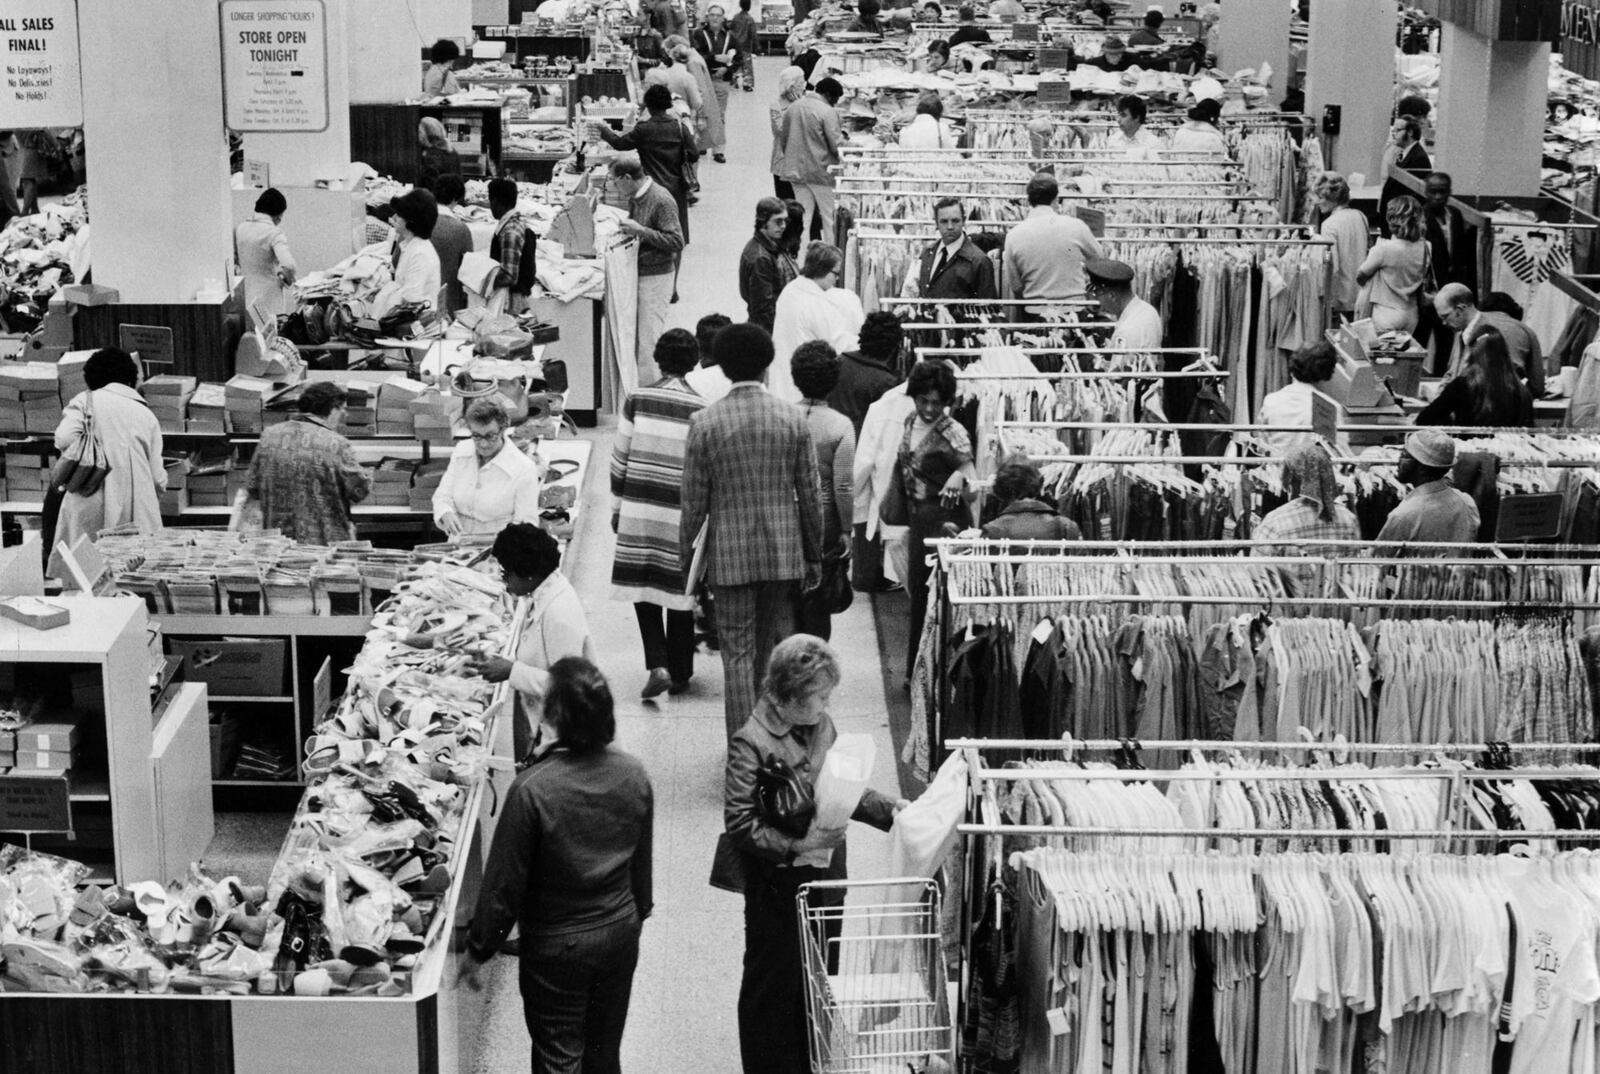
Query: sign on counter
0 0 83 128
0 774 71 833
219 0 329 132
119 324 176 374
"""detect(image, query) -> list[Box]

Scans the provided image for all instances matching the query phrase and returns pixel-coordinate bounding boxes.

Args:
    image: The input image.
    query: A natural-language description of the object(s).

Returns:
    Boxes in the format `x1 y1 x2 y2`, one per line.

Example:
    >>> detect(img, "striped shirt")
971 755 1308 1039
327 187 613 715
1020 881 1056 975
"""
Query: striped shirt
610 376 706 608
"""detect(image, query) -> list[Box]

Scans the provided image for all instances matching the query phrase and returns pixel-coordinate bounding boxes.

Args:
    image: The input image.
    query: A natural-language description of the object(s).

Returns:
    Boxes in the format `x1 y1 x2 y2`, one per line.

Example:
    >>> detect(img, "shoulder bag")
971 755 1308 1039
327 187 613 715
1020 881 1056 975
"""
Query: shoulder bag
52 392 112 496
755 753 816 839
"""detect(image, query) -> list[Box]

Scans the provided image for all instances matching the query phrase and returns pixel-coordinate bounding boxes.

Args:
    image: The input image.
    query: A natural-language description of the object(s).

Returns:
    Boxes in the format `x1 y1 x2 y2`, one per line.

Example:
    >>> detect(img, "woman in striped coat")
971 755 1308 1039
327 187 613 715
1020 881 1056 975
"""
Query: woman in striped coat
611 328 708 699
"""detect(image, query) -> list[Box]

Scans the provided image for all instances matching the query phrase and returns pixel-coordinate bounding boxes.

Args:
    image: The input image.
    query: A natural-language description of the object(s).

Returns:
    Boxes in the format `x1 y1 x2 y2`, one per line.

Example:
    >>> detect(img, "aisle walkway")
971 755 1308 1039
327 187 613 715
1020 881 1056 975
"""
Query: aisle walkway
466 58 908 1073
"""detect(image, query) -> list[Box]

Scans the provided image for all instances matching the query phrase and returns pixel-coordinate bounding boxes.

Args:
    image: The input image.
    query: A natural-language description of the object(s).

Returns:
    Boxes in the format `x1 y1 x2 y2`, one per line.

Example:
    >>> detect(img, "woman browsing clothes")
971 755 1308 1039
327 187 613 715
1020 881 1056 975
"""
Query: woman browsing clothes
724 634 906 1074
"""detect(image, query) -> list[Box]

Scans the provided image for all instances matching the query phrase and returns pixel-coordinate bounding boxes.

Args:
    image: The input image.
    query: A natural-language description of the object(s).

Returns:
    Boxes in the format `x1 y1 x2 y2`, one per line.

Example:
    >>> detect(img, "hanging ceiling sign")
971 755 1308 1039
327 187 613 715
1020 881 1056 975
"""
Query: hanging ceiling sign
219 0 329 132
0 0 83 128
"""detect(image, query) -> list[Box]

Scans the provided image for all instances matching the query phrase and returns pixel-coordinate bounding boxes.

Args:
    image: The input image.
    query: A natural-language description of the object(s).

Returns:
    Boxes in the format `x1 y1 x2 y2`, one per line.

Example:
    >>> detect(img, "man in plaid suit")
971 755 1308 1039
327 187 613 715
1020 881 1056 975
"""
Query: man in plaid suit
682 323 825 739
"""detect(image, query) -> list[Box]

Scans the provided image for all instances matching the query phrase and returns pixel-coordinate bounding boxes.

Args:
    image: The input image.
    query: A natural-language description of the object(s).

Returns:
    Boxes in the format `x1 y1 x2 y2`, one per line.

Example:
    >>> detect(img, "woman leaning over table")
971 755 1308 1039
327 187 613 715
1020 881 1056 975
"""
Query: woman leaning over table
461 657 653 1074
724 634 906 1074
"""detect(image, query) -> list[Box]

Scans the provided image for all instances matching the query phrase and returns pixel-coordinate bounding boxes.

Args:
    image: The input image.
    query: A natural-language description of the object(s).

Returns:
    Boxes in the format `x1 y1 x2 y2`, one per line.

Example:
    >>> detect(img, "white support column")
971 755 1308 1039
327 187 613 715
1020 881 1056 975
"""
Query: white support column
1218 0 1291 102
1304 0 1396 184
419 0 473 42
244 0 352 186
1433 24 1548 197
78 0 234 303
349 0 427 103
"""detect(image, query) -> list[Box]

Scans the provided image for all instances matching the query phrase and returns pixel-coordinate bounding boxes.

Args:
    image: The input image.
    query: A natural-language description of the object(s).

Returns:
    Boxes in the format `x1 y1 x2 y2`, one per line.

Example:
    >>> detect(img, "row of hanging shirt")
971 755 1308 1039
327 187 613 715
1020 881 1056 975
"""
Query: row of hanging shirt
994 845 1600 1074
922 603 1595 757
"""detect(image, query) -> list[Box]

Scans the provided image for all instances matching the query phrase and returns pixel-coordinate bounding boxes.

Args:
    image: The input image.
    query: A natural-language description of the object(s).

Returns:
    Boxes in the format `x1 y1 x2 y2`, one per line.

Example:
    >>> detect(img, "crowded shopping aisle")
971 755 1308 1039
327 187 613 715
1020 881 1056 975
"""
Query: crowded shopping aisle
461 55 908 1074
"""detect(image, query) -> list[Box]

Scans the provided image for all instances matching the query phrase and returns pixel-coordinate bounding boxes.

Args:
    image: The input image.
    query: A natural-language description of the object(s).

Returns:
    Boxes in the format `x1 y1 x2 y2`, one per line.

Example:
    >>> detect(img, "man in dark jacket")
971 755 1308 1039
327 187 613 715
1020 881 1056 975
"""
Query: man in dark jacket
738 196 793 333
1419 171 1476 368
980 456 1080 542
591 83 698 240
910 197 998 300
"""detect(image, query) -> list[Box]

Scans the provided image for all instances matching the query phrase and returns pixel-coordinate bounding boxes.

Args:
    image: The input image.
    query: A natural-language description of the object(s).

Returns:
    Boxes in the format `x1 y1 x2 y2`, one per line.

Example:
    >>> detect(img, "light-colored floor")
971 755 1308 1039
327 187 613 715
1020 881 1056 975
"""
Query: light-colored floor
198 55 904 1073
465 56 906 1074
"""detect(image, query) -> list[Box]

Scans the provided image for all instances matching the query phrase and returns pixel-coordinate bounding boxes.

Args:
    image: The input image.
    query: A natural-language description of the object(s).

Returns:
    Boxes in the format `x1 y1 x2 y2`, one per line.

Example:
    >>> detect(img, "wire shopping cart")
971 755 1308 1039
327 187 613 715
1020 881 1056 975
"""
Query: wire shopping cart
797 877 954 1074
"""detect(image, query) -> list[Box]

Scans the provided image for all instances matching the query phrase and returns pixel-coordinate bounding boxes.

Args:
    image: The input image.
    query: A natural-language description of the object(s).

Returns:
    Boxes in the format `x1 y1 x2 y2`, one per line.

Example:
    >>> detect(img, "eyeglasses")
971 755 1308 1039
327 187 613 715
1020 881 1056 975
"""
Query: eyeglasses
469 429 504 443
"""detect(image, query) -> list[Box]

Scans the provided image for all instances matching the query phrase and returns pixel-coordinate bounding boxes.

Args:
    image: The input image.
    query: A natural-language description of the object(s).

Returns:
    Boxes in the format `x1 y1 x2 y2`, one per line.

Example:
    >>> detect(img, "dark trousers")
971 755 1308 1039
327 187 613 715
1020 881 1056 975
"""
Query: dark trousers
518 914 642 1074
771 177 823 240
634 602 695 683
795 588 833 640
739 869 843 1074
714 580 797 739
850 522 885 590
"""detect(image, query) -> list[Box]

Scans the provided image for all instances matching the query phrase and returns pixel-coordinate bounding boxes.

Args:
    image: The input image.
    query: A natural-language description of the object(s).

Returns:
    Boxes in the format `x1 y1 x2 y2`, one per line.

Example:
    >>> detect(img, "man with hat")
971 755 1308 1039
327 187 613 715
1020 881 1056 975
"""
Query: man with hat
1375 429 1480 548
1087 36 1135 72
906 196 998 301
1086 259 1163 350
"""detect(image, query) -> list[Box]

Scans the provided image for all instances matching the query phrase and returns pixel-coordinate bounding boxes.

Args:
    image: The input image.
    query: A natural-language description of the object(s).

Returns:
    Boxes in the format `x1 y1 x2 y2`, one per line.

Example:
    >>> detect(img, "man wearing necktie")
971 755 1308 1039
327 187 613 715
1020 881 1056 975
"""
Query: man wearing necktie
1419 172 1476 371
1432 283 1544 400
908 197 998 301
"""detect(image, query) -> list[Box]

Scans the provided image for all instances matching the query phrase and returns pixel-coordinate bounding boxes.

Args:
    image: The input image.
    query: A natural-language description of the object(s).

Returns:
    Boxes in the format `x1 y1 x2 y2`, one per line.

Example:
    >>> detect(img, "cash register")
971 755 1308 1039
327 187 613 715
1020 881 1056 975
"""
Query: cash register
1316 322 1417 442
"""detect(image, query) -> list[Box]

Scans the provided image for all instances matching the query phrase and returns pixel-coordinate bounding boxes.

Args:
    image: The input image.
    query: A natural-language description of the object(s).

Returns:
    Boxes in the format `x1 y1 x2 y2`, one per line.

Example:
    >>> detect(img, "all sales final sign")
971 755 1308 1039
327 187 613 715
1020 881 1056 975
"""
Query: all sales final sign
0 0 83 128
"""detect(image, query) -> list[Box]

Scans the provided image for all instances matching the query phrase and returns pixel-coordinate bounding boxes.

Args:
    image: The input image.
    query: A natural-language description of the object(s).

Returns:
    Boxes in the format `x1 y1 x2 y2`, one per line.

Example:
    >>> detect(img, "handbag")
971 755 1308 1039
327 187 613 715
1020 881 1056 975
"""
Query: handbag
755 753 815 839
51 393 112 496
707 832 748 893
820 545 853 615
878 463 910 527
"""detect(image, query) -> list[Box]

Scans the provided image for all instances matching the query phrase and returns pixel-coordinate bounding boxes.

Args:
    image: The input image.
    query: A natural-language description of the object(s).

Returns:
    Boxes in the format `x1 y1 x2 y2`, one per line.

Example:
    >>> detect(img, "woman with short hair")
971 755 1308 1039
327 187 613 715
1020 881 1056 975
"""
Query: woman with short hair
897 360 975 674
1258 341 1340 453
422 39 462 97
235 187 297 326
1356 194 1428 333
48 347 166 576
611 328 708 698
462 657 654 1074
1316 171 1371 316
724 634 905 1074
770 242 867 402
433 396 543 537
387 188 443 309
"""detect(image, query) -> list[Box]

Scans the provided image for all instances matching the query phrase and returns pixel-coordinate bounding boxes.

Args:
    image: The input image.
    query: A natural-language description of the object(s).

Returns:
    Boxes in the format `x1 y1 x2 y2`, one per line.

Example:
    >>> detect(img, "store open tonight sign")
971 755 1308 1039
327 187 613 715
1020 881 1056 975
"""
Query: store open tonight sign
0 0 82 128
220 0 330 132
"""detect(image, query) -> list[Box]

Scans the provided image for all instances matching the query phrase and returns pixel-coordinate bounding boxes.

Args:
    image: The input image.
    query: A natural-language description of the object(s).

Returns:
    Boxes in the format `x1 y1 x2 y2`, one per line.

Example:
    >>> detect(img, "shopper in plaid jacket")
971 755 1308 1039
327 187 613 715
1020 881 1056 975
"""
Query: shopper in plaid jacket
681 323 825 739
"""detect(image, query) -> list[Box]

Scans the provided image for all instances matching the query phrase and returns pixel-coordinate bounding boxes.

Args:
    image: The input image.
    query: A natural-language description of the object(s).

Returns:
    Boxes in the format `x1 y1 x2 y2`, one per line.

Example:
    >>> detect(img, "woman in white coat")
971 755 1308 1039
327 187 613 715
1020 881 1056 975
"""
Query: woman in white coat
770 243 865 402
50 348 165 573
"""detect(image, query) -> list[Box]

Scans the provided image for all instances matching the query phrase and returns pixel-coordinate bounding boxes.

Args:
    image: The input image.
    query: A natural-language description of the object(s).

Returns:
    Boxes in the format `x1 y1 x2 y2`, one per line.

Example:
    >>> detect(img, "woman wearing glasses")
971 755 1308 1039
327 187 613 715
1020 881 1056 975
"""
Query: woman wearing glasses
432 397 543 538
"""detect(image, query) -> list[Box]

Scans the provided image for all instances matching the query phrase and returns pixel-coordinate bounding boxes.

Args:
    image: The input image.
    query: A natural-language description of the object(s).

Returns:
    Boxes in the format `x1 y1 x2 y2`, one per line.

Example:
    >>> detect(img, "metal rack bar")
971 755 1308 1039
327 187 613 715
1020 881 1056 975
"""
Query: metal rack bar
930 536 1600 554
943 591 1600 608
938 550 1595 568
1012 452 1600 467
947 737 1599 753
902 321 1115 332
965 768 1600 783
956 824 1600 840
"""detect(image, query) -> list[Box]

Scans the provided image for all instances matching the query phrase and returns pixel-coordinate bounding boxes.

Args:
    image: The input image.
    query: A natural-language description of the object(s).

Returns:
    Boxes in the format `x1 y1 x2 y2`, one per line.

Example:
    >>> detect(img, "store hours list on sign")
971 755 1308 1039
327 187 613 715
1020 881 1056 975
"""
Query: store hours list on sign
0 0 83 128
221 0 329 132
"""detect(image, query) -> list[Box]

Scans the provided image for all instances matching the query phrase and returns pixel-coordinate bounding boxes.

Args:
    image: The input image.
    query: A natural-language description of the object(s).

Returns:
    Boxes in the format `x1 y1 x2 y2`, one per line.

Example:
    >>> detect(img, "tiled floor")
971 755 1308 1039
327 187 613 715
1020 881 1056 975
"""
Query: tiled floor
202 56 912 1073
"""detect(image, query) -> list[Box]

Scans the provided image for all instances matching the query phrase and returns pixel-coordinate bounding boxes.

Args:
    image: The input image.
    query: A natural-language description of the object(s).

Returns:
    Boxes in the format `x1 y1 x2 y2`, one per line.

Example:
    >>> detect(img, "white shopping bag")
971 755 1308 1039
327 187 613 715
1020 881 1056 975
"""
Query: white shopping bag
795 733 876 868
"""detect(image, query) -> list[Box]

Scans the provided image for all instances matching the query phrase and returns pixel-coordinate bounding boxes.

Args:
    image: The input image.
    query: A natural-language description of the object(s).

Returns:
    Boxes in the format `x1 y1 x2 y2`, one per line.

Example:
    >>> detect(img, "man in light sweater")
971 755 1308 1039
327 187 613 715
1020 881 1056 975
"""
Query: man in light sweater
611 156 684 391
1001 171 1103 305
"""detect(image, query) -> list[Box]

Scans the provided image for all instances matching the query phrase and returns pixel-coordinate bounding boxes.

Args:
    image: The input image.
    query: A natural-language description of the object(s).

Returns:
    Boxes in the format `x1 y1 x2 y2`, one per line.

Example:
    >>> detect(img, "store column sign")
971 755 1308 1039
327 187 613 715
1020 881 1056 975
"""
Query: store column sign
220 0 329 132
0 0 83 128
1564 0 1600 81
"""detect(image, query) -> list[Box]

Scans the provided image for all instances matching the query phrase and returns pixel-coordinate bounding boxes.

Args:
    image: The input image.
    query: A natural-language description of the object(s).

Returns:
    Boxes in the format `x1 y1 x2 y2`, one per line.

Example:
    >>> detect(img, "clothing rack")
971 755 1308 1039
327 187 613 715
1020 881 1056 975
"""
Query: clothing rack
947 736 1599 755
896 297 1096 308
901 321 1117 332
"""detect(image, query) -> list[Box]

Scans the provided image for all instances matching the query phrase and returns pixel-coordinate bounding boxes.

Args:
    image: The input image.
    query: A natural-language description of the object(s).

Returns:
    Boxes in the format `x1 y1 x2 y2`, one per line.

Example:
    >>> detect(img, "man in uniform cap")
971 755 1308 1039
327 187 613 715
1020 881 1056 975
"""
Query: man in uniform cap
1086 259 1163 351
1375 428 1481 550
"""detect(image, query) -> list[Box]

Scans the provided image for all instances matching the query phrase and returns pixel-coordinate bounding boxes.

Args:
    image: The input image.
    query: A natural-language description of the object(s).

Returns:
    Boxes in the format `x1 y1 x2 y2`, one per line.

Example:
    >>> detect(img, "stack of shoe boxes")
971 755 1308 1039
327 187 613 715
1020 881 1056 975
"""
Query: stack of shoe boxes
0 362 62 433
142 375 197 433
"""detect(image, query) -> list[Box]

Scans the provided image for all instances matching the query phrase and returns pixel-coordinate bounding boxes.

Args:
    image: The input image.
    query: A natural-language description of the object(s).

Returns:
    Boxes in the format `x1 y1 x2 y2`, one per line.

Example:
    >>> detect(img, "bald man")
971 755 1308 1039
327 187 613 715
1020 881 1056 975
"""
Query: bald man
1432 283 1544 399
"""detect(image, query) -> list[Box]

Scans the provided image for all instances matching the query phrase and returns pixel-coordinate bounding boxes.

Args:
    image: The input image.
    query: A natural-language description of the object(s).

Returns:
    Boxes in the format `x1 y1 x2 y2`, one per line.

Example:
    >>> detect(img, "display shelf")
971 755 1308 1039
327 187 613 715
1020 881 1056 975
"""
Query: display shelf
210 695 294 704
0 597 212 885
157 614 374 638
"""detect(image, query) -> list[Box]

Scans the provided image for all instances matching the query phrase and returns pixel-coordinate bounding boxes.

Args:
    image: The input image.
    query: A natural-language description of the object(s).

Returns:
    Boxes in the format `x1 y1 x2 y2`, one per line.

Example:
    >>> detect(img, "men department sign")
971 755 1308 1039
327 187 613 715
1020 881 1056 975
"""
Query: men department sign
220 0 329 132
1565 0 1600 80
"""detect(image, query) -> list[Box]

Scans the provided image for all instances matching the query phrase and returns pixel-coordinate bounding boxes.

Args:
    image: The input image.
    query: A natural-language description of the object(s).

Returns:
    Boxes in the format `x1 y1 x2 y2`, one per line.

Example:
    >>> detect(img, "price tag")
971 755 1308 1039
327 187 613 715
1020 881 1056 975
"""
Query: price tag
1311 390 1338 444
1032 618 1055 645
1494 492 1564 542
1046 1007 1071 1036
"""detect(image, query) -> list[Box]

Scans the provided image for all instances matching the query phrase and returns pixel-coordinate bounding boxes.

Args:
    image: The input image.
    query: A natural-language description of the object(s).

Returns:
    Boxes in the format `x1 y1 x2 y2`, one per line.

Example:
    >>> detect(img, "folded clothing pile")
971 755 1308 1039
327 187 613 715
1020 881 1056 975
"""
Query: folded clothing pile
0 193 89 332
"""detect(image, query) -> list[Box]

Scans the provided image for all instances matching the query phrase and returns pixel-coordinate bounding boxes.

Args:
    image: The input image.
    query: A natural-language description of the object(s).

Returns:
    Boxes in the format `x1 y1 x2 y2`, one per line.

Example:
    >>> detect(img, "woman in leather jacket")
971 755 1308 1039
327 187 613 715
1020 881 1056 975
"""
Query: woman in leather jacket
723 634 906 1074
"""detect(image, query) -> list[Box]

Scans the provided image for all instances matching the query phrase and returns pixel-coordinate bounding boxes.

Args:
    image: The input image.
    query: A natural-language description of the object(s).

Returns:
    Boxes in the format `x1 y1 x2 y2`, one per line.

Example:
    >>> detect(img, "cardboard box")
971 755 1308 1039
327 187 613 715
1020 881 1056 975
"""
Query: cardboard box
17 721 78 753
0 597 71 630
13 748 74 770
60 284 120 306
168 637 286 696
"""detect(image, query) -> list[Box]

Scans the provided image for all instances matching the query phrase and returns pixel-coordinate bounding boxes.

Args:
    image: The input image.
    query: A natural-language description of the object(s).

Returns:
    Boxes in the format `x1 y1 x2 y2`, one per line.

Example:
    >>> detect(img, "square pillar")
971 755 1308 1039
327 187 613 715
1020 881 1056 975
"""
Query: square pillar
79 0 233 303
350 0 426 103
1305 0 1396 183
1217 0 1291 103
1433 24 1548 197
244 0 352 187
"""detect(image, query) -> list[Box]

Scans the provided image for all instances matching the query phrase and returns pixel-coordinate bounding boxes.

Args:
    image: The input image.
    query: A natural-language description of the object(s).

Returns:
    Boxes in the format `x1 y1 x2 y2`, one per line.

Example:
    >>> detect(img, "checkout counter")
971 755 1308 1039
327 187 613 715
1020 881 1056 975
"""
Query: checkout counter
1310 321 1415 444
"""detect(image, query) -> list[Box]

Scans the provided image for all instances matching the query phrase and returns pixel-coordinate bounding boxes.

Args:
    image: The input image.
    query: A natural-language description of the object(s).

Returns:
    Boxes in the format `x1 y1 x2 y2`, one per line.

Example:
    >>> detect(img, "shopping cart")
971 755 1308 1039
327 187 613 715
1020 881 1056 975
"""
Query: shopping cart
797 877 954 1074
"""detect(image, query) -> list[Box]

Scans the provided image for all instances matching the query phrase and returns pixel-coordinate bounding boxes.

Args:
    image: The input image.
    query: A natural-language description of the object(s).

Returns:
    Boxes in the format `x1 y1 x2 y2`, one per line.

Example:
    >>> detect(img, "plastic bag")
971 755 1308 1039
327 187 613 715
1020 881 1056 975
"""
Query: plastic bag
795 733 876 868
